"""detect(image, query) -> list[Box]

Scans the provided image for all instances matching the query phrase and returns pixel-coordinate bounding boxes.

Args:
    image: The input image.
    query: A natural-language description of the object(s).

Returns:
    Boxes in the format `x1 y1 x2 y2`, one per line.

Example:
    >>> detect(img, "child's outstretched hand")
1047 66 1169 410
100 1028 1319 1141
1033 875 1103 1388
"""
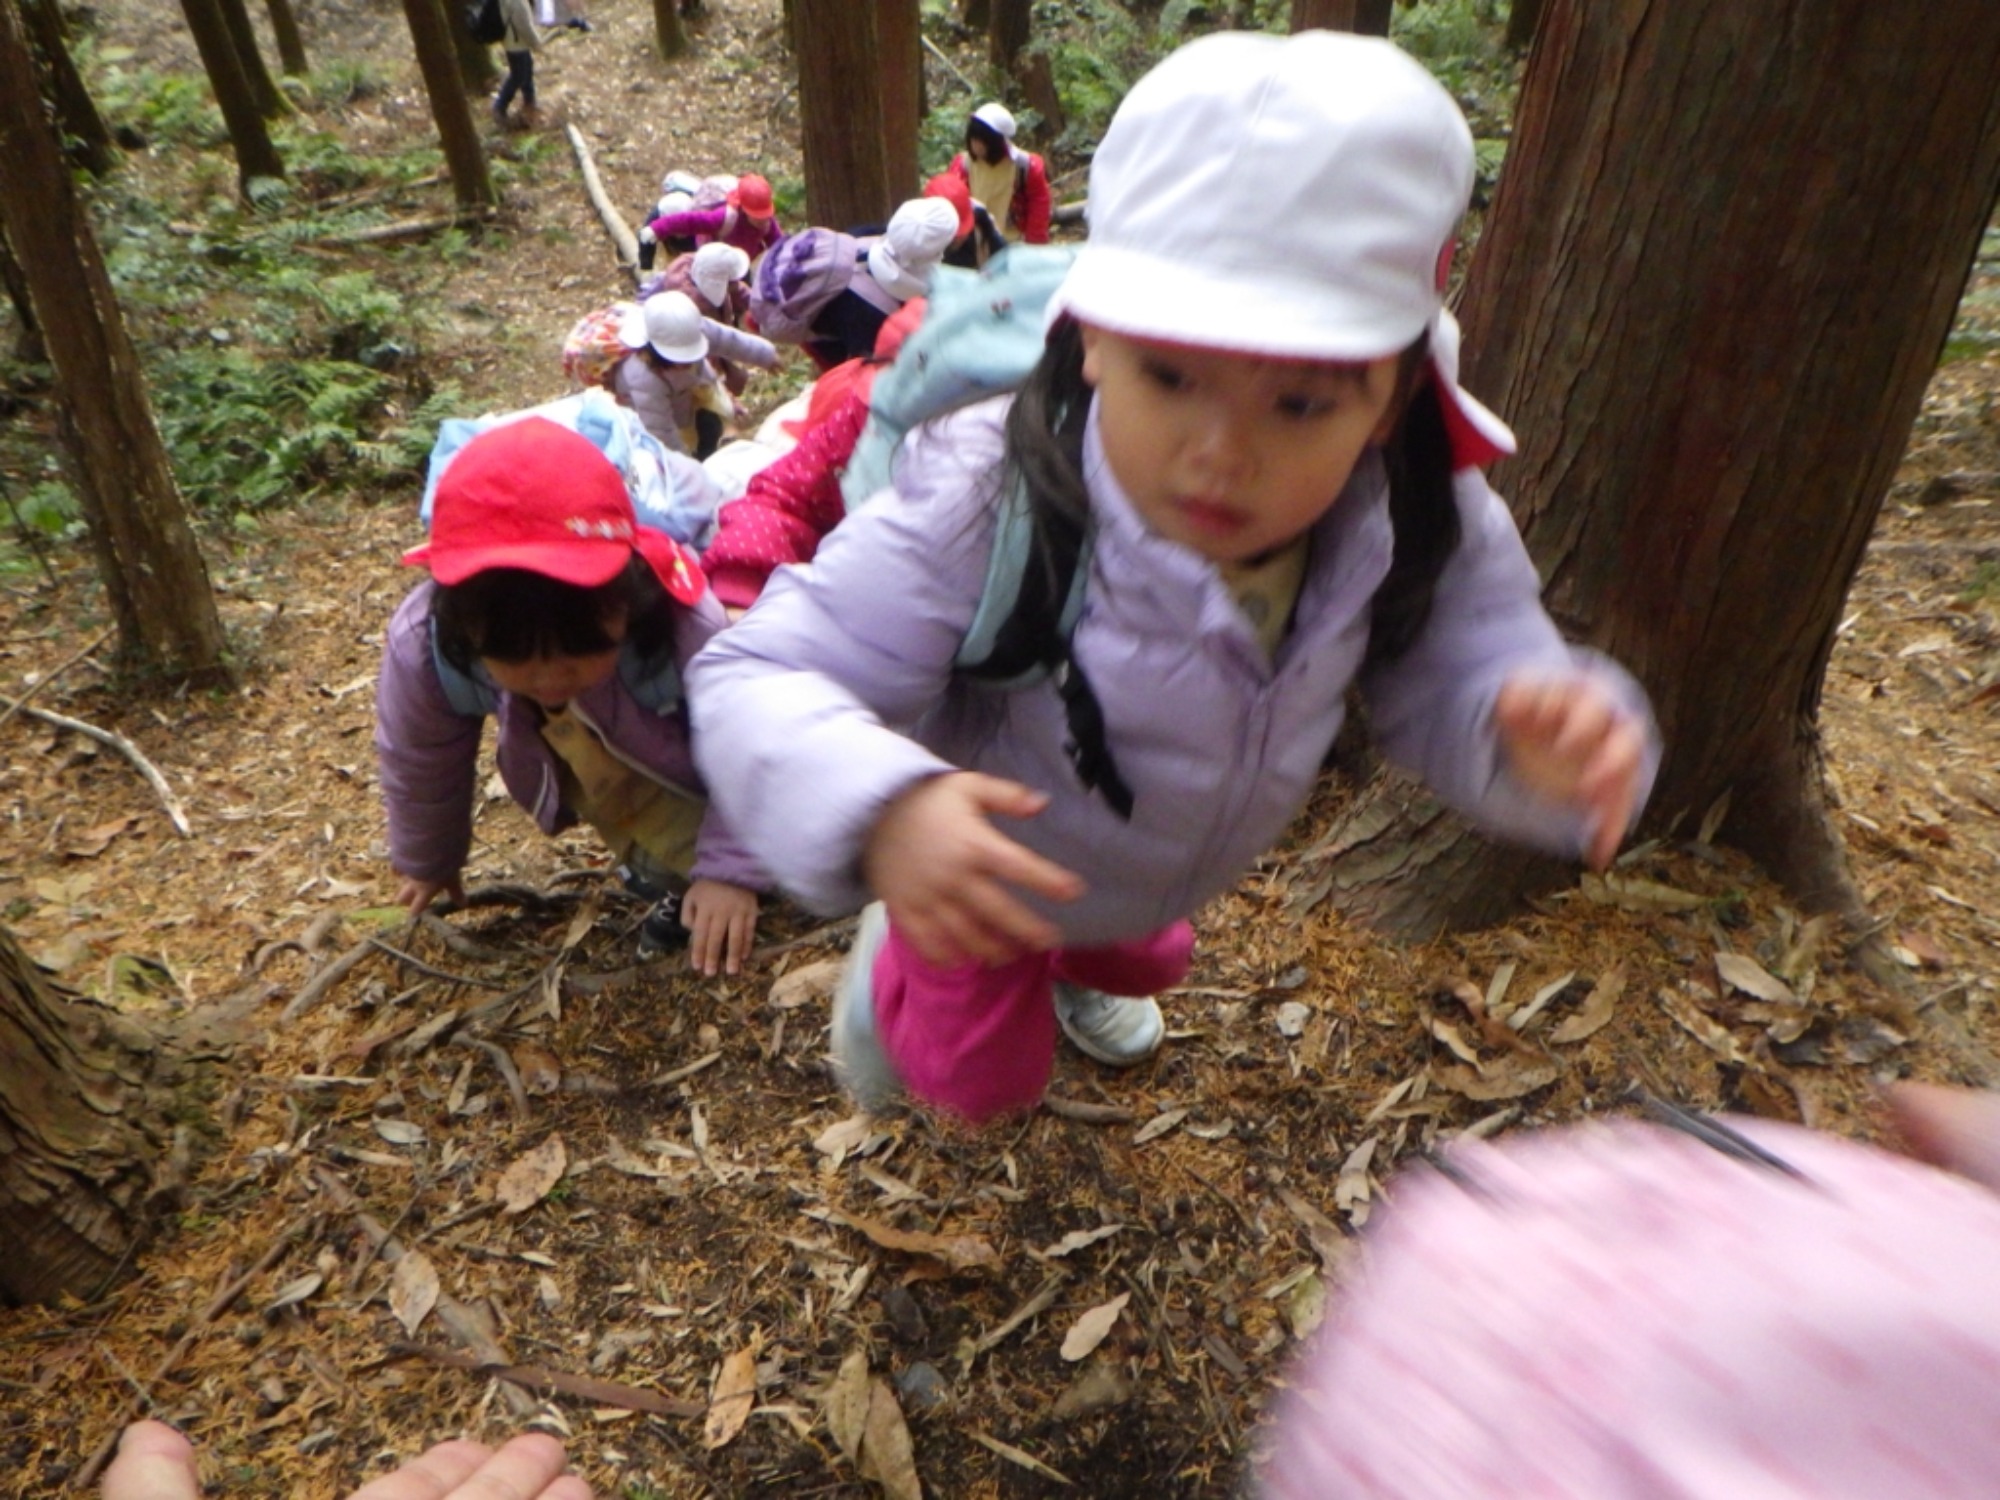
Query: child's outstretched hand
681 879 758 977
1494 675 1645 870
864 772 1086 968
396 873 466 917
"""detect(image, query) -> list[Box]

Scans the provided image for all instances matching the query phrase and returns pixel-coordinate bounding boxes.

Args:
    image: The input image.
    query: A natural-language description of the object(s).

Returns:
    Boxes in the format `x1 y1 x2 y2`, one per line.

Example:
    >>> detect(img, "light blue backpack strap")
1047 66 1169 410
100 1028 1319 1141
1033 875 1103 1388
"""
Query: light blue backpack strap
419 416 492 525
427 617 500 717
617 641 683 715
953 483 1093 689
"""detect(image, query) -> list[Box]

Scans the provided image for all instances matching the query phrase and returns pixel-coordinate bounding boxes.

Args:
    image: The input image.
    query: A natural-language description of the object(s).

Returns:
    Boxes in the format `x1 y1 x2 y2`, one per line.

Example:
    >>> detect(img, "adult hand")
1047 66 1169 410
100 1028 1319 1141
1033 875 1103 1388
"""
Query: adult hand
103 1423 592 1500
395 873 465 917
681 878 759 977
862 772 1084 968
1493 675 1646 870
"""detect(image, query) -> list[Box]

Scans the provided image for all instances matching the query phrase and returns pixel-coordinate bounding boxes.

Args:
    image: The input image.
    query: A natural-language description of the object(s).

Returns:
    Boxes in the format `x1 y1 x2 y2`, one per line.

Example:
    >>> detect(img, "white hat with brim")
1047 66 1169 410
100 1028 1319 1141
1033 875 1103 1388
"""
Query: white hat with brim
619 291 710 363
691 243 750 308
1047 30 1516 468
868 198 960 303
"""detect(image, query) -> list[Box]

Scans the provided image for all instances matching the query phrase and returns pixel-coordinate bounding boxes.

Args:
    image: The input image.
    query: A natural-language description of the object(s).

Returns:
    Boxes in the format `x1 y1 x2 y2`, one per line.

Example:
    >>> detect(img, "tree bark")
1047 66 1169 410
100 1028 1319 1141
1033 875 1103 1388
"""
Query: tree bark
653 0 688 60
1 0 228 679
1318 0 2000 938
263 0 309 76
0 225 44 364
1290 0 1359 30
1504 0 1545 52
1353 0 1392 36
20 0 114 175
399 0 495 209
450 2 498 91
0 926 177 1307
793 0 893 229
877 0 920 198
988 0 1028 75
174 0 286 188
962 0 989 31
214 0 286 116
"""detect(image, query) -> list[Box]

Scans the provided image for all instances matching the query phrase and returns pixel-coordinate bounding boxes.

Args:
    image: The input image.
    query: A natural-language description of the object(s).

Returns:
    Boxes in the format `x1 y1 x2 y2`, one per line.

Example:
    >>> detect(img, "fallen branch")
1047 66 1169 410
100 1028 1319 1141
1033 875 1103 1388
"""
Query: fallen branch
1041 1095 1136 1125
452 1033 530 1118
279 933 379 1023
922 33 977 95
565 122 639 274
306 207 497 247
385 1341 704 1418
5 699 192 836
368 936 510 990
72 1224 303 1491
0 625 112 736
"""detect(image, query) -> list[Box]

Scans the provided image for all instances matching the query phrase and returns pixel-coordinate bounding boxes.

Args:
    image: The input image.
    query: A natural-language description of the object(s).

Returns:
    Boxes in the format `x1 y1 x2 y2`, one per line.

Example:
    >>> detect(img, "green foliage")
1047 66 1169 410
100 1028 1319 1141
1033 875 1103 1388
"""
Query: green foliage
10 480 79 540
1959 559 2000 606
307 58 388 108
91 56 224 149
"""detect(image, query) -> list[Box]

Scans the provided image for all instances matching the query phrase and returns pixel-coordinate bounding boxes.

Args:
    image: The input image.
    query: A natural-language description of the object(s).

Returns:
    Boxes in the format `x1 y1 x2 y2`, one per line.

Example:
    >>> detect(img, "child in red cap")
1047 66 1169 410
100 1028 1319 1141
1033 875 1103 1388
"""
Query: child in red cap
642 172 784 262
376 418 765 974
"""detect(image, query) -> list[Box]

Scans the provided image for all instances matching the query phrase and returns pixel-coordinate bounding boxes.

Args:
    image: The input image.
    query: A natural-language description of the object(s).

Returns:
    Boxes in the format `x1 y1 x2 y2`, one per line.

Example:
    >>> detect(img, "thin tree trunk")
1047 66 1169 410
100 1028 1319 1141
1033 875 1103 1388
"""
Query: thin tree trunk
263 0 308 75
0 226 44 364
653 0 688 59
1317 0 2000 937
793 0 892 229
878 0 920 198
1353 0 1392 35
400 0 494 207
962 0 989 31
988 0 1027 74
175 0 286 188
1504 0 1545 51
214 0 286 116
0 926 177 1307
20 0 114 175
1017 47 1062 140
450 5 499 90
0 0 229 680
1290 0 1359 29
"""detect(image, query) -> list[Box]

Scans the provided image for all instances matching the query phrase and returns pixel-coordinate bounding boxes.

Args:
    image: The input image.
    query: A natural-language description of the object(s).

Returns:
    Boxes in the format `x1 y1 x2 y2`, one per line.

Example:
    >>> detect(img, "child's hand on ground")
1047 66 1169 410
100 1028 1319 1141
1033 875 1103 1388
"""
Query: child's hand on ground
1494 675 1645 870
395 873 465 917
863 772 1085 968
681 879 758 976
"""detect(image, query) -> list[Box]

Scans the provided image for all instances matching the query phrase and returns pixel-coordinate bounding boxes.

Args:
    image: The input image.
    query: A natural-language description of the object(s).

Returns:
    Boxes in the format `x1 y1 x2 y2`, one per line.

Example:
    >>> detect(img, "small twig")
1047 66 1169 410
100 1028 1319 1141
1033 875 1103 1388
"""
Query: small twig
97 1346 158 1413
453 1034 530 1118
385 1341 704 1418
306 207 495 247
1041 1094 1137 1125
368 937 510 990
5 699 192 835
279 934 377 1023
921 33 977 95
636 1051 722 1090
0 625 112 736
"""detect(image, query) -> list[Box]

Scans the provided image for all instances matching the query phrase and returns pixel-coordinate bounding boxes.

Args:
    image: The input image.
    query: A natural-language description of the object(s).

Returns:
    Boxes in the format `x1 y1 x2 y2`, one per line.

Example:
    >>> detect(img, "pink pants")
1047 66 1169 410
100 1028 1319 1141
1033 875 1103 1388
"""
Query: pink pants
872 918 1193 1122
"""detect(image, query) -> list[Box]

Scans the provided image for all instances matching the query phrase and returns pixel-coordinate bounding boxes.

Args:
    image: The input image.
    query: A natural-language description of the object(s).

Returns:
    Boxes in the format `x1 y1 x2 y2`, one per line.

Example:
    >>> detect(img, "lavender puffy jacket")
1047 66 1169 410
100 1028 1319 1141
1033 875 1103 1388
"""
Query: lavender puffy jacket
688 397 1658 943
375 580 766 890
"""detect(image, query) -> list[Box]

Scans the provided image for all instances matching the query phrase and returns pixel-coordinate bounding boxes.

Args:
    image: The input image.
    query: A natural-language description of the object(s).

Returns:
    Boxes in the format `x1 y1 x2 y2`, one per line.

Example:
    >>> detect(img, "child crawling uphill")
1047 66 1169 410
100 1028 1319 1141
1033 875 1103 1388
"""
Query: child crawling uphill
688 32 1661 1121
376 418 763 975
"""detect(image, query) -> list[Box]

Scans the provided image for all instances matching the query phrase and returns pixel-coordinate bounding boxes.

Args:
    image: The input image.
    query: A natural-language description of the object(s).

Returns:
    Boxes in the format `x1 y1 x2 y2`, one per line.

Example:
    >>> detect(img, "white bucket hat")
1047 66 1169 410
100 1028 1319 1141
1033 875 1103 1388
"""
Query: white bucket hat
867 198 960 303
1049 30 1514 467
971 101 1017 141
690 242 750 308
619 290 710 363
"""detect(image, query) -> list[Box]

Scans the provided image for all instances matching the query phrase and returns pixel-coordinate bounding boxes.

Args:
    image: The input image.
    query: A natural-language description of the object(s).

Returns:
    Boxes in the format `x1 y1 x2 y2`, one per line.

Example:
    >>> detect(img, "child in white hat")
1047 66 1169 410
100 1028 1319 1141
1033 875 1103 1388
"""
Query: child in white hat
690 32 1658 1121
608 291 736 458
949 101 1051 244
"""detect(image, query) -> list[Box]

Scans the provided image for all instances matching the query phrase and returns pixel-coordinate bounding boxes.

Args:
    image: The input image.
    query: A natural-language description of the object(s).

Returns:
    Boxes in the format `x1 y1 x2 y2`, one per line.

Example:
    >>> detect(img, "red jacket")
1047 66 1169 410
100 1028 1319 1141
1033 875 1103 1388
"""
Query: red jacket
948 151 1051 245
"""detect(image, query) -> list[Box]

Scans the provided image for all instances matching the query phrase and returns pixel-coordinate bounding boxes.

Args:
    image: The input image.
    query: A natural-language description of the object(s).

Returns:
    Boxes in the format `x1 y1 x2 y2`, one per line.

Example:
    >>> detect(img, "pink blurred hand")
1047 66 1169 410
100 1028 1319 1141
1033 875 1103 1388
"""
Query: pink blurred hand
1494 674 1645 870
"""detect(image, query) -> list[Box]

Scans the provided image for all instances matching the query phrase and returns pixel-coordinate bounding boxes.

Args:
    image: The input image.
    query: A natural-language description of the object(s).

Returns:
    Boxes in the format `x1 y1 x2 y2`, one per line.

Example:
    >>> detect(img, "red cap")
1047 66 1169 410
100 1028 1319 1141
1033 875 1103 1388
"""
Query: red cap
404 418 705 604
729 173 774 218
923 172 974 240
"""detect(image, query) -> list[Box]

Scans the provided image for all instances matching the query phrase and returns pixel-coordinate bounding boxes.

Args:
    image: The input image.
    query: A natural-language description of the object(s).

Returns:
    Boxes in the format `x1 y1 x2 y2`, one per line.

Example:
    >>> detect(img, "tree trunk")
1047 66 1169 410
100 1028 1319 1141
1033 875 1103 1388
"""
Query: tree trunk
1290 0 1359 30
214 0 286 116
1504 0 1545 51
1017 46 1063 141
653 0 688 60
0 226 44 364
20 0 114 175
793 0 893 229
1353 0 1392 36
0 0 229 681
400 0 494 209
0 927 178 1307
988 0 1028 75
174 0 286 188
877 0 920 198
263 0 309 76
962 0 989 30
450 4 498 91
1317 0 2000 938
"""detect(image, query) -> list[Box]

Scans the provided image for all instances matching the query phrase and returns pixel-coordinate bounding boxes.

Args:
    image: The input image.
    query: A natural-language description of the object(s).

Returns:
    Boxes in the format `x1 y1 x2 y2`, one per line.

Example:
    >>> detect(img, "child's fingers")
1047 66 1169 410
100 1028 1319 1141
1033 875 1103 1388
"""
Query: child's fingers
972 825 1086 907
720 902 757 976
347 1439 497 1500
958 771 1053 825
102 1421 201 1500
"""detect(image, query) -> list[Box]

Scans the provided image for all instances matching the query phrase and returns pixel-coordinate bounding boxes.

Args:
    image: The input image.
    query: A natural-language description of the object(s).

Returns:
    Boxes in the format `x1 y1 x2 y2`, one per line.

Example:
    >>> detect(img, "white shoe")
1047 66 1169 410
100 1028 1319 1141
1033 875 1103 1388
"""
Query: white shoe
831 903 900 1110
1054 984 1165 1067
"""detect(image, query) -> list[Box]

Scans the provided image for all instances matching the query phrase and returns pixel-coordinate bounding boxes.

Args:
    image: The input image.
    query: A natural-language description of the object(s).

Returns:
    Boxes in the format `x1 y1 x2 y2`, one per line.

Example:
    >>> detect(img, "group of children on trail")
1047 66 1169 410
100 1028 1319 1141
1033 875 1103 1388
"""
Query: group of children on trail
354 28 1999 1498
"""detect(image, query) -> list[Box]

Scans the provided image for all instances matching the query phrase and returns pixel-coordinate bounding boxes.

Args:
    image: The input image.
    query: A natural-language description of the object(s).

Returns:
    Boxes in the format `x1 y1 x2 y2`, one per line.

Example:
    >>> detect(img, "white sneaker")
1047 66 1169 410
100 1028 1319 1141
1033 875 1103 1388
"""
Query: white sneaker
1054 984 1165 1067
831 903 900 1110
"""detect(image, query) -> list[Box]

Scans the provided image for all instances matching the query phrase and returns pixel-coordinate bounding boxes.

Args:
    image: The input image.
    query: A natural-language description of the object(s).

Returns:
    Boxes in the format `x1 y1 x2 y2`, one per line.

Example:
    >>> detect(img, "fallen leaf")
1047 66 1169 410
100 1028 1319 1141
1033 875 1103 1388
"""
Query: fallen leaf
374 1118 425 1147
513 1042 562 1096
494 1134 567 1215
1060 1292 1130 1361
1505 971 1577 1032
1431 1056 1561 1101
1334 1135 1378 1222
859 1380 921 1500
1050 1363 1136 1422
971 1430 1072 1486
1657 987 1751 1063
824 1351 871 1464
703 1346 757 1449
815 1208 1000 1273
62 816 136 859
1549 967 1627 1044
1578 872 1708 912
812 1113 891 1166
1038 1224 1125 1259
538 1272 562 1310
768 958 842 1010
1277 1188 1348 1276
1278 1271 1326 1340
321 876 370 899
1133 1107 1189 1144
388 1251 439 1335
1715 951 1795 1004
264 1272 324 1315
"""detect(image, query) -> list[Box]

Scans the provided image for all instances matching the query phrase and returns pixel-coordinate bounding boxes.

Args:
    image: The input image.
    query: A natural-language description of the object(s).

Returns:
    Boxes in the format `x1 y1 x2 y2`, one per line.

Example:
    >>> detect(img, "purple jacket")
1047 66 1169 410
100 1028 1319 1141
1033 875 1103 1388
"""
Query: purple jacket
375 580 766 890
643 205 782 260
688 399 1659 942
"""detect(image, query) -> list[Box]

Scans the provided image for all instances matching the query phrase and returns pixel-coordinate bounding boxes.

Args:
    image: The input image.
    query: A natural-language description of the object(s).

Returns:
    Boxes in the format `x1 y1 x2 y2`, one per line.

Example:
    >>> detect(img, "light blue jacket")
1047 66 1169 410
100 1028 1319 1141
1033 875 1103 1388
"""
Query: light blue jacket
688 397 1659 944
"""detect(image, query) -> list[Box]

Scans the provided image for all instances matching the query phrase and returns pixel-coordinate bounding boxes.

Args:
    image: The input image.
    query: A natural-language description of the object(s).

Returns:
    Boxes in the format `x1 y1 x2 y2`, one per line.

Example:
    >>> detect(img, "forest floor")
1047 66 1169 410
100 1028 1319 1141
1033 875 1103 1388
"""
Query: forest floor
4 2 2000 1497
